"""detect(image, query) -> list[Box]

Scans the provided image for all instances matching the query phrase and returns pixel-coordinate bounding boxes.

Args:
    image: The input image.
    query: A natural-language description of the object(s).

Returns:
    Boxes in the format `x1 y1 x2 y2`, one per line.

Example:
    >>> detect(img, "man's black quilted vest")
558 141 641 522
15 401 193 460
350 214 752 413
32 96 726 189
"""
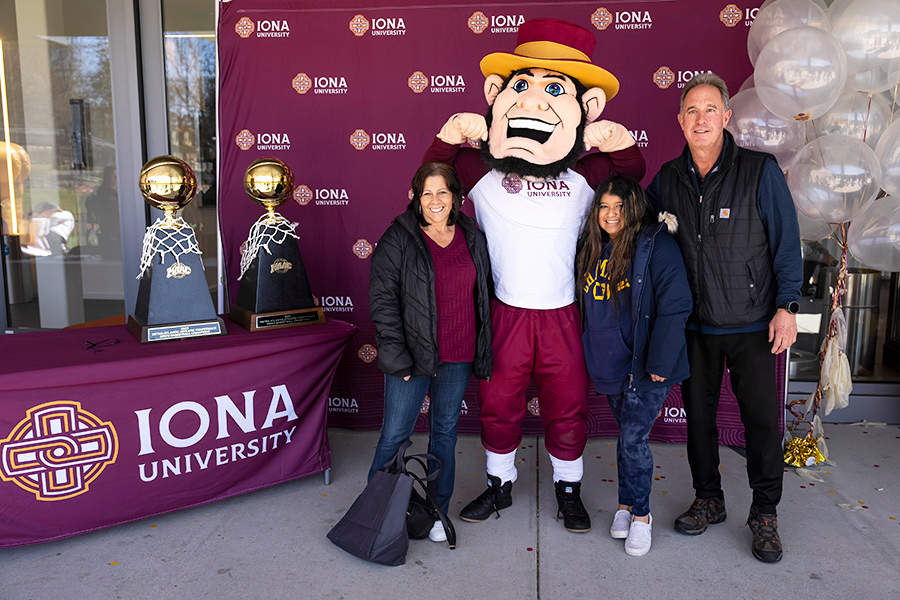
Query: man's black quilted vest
656 137 776 329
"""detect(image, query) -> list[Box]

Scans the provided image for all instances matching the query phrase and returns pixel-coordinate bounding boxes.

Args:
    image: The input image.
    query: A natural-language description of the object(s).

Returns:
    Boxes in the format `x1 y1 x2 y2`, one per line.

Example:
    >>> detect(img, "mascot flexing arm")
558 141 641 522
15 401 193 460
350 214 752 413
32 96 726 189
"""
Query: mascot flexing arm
423 18 645 532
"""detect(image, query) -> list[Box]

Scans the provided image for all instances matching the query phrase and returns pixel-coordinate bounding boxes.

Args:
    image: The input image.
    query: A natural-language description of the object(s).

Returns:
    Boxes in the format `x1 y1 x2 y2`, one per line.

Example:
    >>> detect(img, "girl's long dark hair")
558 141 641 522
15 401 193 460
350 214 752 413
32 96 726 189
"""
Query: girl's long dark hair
575 175 652 314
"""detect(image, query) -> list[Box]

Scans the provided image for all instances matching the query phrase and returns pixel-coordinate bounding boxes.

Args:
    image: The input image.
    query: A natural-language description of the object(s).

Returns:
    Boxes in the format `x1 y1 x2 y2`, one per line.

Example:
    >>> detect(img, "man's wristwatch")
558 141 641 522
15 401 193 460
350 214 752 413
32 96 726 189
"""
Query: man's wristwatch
778 301 800 315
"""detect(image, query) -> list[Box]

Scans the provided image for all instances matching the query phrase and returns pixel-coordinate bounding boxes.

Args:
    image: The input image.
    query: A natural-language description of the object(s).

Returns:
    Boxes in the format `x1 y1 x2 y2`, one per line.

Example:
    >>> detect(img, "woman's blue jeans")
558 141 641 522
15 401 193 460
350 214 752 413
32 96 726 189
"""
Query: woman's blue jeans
606 386 671 517
368 362 473 515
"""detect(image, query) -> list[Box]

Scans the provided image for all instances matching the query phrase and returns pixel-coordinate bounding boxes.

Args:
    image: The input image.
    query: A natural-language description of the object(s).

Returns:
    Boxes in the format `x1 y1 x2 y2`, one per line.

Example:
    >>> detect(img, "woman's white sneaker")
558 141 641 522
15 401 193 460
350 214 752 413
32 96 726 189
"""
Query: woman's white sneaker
610 509 632 539
625 514 652 556
428 520 447 543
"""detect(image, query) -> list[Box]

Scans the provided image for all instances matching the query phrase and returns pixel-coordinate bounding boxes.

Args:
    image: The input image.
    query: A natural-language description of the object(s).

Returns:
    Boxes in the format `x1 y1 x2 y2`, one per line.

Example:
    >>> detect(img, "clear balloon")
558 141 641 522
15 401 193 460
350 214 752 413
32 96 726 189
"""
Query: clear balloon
805 86 892 149
827 0 856 24
787 134 883 222
727 88 806 167
739 74 755 93
797 210 835 241
755 26 847 121
761 0 828 9
832 0 900 93
748 0 831 67
847 195 900 271
875 119 900 196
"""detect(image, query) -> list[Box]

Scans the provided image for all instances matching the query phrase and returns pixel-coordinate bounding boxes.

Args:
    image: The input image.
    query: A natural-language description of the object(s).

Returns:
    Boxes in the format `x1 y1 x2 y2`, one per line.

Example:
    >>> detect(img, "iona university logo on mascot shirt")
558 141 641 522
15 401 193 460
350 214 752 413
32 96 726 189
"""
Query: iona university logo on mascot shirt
0 401 118 501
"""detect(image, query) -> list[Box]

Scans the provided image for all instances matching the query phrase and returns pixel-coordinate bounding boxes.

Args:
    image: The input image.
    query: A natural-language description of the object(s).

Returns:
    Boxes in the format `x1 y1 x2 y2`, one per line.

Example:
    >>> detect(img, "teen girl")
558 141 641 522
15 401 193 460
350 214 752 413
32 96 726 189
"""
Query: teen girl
576 175 692 556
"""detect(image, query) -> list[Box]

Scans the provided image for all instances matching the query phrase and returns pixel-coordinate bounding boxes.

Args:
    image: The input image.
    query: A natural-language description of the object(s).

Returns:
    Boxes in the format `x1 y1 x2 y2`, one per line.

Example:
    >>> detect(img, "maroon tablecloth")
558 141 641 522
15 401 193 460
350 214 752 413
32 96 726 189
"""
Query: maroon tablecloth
0 319 357 547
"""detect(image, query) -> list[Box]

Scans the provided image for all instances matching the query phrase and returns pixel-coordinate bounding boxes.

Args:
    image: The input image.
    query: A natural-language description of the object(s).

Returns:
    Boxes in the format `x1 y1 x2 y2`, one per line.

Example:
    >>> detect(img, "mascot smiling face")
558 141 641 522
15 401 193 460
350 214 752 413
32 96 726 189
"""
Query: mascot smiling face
479 19 620 179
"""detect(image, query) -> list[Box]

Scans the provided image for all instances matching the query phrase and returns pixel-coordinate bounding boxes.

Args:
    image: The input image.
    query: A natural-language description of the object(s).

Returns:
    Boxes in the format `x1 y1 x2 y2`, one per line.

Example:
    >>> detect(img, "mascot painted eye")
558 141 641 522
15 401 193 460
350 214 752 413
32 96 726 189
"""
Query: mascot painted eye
421 17 646 530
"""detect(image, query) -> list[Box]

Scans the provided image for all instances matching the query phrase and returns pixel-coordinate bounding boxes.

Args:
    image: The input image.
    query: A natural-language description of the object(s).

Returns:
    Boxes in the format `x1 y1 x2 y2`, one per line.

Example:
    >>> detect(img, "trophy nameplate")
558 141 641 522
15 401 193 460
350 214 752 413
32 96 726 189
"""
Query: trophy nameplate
229 157 325 331
128 155 227 343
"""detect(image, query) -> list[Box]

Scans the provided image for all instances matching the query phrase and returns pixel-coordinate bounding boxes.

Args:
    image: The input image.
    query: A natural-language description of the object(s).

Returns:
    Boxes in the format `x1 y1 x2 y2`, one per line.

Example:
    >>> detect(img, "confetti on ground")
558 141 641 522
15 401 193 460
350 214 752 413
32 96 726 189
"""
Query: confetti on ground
109 562 118 566
321 494 327 497
150 525 157 529
526 547 533 552
838 504 862 511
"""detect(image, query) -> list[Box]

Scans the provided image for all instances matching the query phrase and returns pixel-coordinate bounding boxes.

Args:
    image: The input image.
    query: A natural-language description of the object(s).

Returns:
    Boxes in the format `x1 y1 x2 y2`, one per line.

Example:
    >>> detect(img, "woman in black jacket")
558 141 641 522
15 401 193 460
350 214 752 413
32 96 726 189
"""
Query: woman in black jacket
368 162 492 542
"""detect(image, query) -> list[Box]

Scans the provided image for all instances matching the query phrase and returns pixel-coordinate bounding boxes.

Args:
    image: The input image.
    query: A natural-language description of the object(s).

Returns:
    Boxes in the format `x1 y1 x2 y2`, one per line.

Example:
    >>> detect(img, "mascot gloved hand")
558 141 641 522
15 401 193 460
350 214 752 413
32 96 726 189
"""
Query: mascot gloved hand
422 18 646 533
437 113 487 145
584 119 637 153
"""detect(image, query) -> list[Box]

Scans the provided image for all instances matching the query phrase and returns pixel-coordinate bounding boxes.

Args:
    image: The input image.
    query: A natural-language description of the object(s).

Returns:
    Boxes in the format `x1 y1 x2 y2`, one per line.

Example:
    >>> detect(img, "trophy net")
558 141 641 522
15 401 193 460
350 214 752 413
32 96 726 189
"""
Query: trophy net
239 213 300 279
137 216 203 279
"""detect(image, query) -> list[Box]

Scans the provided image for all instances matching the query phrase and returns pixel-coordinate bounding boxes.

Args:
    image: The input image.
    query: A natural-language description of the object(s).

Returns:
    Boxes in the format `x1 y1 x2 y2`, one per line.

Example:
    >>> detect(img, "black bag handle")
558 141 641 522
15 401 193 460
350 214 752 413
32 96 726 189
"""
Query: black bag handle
411 474 456 549
403 454 441 482
402 452 456 549
380 440 441 483
381 441 457 549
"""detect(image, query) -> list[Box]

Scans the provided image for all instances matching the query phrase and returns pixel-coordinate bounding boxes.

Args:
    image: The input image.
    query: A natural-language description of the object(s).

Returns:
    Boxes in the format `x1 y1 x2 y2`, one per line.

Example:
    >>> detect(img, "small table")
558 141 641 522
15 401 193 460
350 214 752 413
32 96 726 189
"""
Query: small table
0 318 357 547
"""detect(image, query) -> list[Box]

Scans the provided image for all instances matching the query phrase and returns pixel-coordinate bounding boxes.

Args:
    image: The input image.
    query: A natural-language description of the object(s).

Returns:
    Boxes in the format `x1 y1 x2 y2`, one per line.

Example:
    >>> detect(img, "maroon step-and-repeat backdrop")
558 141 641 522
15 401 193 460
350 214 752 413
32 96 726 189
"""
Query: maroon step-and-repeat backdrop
216 0 783 445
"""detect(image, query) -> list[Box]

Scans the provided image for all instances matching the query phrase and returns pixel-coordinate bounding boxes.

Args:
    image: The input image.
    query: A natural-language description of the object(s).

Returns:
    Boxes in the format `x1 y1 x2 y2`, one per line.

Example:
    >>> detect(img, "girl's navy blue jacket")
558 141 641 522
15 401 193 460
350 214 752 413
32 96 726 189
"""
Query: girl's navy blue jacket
581 214 693 394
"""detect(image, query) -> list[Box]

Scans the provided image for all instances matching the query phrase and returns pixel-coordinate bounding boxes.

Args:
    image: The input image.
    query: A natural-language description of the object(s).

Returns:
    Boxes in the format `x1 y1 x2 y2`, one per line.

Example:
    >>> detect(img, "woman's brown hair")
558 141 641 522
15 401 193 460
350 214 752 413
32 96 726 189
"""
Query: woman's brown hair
407 162 464 227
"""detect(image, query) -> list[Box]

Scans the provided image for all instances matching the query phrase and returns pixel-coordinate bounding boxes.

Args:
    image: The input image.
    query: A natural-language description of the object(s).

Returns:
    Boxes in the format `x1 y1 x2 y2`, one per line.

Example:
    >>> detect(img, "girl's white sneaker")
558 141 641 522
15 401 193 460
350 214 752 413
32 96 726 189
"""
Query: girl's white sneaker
610 509 632 539
625 514 652 556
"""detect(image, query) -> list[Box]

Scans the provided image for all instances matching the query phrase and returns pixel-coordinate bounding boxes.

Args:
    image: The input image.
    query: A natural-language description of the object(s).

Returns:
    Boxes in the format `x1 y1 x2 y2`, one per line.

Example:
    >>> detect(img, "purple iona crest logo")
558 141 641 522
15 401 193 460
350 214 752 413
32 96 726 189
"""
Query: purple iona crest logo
501 174 523 194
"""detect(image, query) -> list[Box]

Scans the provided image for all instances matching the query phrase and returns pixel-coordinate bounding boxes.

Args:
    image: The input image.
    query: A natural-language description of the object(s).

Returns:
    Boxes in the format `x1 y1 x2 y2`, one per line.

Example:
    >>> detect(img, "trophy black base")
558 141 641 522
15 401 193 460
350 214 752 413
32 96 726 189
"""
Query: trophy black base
229 304 325 332
127 314 227 343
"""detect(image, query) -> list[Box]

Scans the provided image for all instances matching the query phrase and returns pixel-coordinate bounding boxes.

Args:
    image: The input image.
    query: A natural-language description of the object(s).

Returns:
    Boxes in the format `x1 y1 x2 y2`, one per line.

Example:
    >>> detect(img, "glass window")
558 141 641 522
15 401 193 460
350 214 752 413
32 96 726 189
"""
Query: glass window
0 0 124 329
793 237 900 383
162 0 217 306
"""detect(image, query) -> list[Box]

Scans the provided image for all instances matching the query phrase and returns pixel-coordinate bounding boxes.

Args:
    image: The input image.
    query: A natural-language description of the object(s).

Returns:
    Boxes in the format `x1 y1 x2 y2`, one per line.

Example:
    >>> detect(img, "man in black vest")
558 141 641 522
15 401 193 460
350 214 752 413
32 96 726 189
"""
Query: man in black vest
646 72 802 563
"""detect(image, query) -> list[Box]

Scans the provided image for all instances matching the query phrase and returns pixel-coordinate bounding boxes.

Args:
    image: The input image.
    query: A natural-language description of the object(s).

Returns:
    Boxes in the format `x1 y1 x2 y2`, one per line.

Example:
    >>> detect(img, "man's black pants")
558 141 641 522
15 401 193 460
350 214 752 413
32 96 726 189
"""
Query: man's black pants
682 329 783 515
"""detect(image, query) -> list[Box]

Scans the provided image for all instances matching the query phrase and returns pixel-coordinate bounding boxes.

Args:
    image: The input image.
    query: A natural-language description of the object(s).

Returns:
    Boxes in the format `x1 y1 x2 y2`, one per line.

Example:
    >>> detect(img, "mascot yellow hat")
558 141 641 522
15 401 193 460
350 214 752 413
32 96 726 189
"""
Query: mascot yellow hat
480 18 620 101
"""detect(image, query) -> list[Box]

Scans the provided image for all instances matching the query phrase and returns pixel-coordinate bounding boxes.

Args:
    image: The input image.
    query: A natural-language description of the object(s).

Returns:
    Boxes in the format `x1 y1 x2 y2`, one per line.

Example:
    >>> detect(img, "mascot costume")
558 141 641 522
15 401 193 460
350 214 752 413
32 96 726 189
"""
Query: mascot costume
423 18 645 532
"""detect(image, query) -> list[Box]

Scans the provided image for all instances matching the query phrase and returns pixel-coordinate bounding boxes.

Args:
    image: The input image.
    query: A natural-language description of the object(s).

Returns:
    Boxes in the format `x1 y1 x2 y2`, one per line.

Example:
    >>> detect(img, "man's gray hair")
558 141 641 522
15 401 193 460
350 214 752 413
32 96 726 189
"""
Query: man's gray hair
679 72 730 114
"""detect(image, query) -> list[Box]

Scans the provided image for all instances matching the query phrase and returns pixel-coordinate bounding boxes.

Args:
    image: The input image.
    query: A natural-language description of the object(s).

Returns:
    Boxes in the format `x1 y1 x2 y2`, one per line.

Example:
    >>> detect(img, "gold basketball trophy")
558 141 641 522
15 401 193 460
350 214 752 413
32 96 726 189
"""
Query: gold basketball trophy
229 157 324 331
127 155 226 342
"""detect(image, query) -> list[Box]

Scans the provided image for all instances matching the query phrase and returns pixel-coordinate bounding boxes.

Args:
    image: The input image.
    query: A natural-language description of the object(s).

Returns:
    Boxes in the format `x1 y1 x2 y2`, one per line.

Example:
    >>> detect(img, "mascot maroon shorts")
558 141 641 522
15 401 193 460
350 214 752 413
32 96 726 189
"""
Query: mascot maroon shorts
478 300 589 460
